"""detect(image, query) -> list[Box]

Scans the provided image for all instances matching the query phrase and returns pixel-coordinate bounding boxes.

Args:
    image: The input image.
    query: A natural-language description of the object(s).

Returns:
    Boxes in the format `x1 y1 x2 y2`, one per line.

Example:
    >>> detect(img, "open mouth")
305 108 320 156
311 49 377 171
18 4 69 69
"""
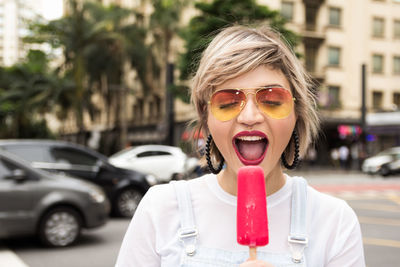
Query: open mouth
233 131 268 165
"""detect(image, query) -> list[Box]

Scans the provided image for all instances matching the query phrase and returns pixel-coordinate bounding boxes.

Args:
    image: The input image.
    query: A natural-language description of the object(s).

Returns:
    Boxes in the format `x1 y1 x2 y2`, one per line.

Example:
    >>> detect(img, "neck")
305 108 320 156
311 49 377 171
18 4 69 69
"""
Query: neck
217 164 286 196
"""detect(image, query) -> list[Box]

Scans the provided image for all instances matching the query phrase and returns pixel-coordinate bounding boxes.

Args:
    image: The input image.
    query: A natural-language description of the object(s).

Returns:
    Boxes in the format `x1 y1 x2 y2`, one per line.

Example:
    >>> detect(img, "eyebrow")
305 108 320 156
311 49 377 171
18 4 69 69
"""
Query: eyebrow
260 84 285 88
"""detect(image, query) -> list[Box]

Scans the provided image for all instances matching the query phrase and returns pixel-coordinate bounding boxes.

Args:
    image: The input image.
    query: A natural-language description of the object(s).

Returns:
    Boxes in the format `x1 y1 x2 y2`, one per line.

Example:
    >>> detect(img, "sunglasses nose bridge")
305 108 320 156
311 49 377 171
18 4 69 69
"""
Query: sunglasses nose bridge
237 92 264 122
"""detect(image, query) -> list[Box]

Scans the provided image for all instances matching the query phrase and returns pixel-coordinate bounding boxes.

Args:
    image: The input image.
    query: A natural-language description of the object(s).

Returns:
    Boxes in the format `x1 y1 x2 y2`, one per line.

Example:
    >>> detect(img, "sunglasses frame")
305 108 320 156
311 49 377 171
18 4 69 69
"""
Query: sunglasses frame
208 86 296 121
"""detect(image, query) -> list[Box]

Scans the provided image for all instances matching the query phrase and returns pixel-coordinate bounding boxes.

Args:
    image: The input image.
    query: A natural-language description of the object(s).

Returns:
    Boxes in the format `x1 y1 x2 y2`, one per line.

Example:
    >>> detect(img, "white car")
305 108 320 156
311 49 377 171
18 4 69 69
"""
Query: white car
109 145 199 183
362 147 400 176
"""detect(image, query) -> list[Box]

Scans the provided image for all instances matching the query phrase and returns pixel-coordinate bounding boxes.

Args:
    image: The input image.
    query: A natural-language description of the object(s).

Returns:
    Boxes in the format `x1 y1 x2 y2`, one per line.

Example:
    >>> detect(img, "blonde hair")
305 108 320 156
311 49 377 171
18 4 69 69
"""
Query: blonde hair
190 25 320 167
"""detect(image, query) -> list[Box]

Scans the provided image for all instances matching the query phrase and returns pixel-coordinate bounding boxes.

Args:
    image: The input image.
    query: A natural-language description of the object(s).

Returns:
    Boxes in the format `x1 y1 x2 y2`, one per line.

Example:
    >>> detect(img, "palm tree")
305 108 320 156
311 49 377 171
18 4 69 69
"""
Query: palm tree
149 0 190 145
26 0 122 142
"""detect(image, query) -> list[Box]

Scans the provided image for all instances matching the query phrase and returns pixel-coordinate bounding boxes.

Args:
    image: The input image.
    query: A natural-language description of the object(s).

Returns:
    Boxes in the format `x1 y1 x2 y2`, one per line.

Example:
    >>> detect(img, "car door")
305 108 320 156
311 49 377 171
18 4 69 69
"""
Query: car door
47 146 100 181
0 157 35 236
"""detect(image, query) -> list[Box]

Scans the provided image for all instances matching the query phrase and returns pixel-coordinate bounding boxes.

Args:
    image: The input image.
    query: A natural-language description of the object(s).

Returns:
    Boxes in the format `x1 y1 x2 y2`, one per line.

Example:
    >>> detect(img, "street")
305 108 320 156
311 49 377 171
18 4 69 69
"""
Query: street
1 170 400 267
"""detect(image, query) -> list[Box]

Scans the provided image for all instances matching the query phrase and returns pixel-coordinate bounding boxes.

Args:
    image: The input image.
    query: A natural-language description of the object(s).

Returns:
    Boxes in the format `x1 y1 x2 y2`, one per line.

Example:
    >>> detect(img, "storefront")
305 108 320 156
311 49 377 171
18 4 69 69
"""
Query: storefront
365 111 400 155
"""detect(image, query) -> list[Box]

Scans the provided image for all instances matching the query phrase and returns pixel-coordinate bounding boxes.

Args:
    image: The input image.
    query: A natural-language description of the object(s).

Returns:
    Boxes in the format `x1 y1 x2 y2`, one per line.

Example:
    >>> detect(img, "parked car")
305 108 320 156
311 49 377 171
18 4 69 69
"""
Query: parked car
109 145 199 183
0 140 156 217
362 146 400 176
0 149 109 247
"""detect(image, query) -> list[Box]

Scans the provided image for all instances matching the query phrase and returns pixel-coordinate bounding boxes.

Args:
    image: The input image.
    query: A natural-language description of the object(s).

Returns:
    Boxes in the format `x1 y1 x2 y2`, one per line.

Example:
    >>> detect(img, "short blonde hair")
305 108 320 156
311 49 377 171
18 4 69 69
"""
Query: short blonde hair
190 25 320 166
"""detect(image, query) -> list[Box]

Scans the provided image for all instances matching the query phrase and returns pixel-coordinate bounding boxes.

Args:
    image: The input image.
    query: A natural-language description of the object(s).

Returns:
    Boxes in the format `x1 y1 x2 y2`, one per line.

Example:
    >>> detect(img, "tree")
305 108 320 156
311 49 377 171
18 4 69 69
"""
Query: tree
84 3 155 152
25 0 123 142
149 0 190 145
178 0 299 100
0 50 58 138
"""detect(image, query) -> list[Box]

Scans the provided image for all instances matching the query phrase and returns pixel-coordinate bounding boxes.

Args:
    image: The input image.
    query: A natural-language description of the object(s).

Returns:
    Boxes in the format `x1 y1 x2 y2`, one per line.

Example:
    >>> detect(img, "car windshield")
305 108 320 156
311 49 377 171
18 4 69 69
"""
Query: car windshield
110 147 135 158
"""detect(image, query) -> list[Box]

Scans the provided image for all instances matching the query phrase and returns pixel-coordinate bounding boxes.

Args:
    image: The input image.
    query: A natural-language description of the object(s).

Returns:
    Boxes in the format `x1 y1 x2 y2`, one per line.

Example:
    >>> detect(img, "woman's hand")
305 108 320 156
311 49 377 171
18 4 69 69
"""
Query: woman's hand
239 259 275 267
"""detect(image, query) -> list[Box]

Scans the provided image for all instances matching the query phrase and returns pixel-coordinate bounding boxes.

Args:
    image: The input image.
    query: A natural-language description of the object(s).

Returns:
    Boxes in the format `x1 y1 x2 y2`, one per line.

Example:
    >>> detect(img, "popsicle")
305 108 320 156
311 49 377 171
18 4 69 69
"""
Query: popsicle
237 166 269 260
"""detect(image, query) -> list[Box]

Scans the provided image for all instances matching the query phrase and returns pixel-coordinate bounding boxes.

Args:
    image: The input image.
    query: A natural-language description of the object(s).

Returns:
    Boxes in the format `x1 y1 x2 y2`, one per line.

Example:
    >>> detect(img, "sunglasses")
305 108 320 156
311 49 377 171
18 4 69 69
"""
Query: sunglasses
208 86 295 121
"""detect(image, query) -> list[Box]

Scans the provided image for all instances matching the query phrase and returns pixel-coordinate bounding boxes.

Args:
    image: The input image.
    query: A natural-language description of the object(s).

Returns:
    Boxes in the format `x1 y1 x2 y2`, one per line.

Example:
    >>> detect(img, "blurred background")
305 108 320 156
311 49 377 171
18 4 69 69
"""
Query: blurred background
0 0 398 161
0 0 399 266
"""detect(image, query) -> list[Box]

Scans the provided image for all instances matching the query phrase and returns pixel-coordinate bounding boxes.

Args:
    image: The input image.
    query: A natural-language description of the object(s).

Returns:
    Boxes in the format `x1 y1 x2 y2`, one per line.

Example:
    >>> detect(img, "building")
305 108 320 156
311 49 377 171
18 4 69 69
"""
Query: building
0 0 62 66
266 0 400 163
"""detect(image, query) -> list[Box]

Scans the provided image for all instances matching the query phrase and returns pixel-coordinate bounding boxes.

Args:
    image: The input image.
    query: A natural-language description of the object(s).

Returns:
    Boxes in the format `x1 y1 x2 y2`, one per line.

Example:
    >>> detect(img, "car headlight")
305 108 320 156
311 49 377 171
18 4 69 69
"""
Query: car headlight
87 186 106 203
145 174 158 186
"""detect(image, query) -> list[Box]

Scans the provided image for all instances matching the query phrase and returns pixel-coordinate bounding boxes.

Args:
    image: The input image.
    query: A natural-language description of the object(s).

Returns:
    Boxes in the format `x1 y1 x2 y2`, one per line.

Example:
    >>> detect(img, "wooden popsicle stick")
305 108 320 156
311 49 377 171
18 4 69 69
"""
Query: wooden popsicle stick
249 246 257 260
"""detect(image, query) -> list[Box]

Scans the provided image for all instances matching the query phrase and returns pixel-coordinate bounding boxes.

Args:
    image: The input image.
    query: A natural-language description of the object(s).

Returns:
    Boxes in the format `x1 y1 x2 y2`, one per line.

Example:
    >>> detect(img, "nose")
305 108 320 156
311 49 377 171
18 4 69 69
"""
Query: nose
236 94 264 126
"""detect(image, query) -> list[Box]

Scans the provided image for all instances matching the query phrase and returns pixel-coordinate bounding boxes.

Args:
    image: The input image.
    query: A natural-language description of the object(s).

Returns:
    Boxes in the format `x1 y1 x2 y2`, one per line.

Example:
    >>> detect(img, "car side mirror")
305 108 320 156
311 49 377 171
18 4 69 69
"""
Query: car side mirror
6 169 28 183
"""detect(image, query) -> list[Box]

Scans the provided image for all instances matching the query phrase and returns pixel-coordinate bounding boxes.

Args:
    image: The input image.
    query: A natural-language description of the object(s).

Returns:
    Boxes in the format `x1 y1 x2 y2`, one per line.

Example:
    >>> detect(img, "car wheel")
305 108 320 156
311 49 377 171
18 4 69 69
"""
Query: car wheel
379 165 390 177
115 188 143 218
38 207 82 247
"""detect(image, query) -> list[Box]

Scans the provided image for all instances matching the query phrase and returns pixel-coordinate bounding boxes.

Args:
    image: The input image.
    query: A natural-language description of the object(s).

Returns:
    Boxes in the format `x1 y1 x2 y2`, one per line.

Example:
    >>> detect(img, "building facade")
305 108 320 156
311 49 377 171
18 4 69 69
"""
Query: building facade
267 0 400 163
0 0 39 66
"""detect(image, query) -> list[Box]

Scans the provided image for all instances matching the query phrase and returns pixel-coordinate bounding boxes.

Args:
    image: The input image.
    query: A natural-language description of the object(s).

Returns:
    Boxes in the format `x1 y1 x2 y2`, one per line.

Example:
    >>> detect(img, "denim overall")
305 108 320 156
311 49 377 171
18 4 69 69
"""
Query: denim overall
170 177 308 267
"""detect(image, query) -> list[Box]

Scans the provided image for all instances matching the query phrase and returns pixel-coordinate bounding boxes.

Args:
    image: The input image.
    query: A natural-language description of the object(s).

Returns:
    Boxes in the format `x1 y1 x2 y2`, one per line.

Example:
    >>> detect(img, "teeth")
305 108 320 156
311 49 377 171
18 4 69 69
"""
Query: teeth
236 136 264 141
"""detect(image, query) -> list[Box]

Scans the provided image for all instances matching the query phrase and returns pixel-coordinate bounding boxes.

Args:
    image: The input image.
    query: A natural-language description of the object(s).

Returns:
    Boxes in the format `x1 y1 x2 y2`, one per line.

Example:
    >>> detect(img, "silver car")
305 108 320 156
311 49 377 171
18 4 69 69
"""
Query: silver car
362 146 400 176
0 150 110 247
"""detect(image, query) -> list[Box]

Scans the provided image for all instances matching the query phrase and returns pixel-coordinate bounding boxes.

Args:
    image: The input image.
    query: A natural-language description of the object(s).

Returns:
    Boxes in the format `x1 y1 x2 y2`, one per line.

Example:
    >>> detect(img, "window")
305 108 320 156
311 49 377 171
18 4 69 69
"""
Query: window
49 148 98 166
394 92 400 108
305 5 318 30
394 56 400 74
305 45 318 72
4 146 49 162
372 54 384 73
328 7 341 26
137 151 171 158
281 2 294 22
328 47 340 66
328 86 340 108
372 91 383 110
394 20 400 39
0 159 15 180
372 17 384 37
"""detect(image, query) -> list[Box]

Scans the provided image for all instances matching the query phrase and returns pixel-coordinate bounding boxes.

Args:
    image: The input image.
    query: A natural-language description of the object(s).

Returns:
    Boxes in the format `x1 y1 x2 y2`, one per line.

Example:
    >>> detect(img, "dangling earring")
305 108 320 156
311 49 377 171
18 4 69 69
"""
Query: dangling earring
206 134 224 174
281 129 300 170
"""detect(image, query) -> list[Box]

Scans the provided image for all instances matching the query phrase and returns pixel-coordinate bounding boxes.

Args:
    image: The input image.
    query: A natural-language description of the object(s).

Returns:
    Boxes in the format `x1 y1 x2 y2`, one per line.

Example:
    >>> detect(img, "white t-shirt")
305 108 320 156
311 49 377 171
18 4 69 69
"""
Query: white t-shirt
115 174 365 267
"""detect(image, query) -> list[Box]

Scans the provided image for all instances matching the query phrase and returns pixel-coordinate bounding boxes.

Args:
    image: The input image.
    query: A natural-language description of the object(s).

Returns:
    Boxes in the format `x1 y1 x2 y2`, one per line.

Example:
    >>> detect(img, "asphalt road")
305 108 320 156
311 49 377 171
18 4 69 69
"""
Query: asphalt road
1 170 400 267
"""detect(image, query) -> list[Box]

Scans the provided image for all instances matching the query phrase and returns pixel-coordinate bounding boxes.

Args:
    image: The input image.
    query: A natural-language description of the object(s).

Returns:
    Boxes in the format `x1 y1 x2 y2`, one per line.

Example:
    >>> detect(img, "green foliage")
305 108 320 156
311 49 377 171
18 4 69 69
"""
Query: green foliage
24 0 153 138
0 50 58 138
179 0 299 82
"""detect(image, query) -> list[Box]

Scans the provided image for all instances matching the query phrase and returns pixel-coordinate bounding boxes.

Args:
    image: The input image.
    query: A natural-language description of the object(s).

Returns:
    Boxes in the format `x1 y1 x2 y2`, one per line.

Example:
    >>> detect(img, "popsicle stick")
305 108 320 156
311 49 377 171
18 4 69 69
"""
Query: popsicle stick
249 246 257 260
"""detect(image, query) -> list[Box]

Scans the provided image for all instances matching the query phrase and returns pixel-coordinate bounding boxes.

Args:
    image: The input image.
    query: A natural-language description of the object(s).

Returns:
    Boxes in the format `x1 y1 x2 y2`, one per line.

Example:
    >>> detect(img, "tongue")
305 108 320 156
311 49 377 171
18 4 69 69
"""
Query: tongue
237 140 266 161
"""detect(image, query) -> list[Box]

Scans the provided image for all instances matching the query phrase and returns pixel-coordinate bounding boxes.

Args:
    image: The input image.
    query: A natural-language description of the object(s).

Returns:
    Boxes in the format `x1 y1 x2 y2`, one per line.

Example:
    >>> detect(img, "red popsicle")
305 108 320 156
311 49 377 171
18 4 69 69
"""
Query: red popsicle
237 166 269 259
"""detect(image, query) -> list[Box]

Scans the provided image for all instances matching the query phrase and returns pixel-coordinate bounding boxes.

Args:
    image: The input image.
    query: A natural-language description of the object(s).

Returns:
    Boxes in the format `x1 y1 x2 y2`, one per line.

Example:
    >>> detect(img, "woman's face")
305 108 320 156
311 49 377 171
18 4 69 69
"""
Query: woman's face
207 65 296 177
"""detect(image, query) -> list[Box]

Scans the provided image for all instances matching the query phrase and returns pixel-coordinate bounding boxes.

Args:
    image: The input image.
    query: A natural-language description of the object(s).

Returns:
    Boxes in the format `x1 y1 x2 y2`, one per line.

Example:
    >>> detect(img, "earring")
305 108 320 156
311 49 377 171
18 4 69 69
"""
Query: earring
281 129 300 170
206 134 224 174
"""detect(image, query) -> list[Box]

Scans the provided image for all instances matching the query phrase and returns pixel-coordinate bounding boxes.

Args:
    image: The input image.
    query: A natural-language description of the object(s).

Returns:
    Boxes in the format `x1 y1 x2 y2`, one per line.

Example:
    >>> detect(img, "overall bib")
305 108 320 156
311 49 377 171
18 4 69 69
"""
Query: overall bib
168 177 308 267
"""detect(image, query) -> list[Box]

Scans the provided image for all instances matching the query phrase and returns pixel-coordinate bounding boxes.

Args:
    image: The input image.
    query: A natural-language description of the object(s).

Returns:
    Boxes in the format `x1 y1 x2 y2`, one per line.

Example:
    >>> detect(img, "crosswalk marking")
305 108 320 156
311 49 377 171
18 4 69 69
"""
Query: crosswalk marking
363 237 400 248
350 203 400 212
358 216 400 227
0 247 29 267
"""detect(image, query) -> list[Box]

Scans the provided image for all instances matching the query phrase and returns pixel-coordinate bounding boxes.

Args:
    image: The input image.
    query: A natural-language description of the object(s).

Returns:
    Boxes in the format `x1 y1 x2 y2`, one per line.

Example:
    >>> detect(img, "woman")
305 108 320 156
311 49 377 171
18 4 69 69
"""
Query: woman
115 25 365 267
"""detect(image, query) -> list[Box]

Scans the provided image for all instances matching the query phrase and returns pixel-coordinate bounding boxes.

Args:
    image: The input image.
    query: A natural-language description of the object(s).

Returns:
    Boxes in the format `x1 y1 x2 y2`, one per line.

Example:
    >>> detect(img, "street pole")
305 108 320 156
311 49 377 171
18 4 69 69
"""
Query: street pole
166 63 175 146
361 64 367 161
361 64 366 134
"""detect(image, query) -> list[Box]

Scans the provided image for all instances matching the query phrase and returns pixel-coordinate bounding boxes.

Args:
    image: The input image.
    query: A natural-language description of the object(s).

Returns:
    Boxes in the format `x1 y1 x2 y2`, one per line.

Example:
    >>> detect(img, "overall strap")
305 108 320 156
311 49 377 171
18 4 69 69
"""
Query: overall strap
171 180 198 256
288 177 308 263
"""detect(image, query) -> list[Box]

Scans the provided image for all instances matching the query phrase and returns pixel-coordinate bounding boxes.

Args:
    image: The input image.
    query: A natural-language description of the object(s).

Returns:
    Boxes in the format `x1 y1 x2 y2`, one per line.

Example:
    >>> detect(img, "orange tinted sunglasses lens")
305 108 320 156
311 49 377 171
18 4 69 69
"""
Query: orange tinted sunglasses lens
256 87 294 119
210 89 245 121
209 87 294 121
